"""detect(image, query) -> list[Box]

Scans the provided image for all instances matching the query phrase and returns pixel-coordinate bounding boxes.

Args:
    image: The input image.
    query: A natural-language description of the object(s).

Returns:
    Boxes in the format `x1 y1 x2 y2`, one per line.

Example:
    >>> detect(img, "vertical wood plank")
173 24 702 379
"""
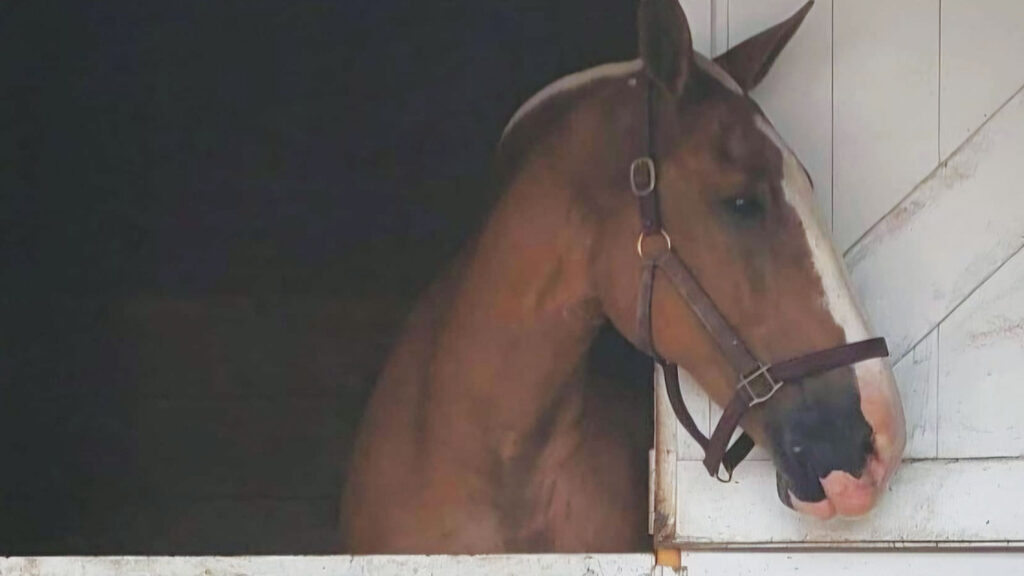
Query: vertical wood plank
729 0 834 231
941 0 1024 158
653 364 679 541
679 0 714 56
938 249 1024 458
833 0 939 251
892 330 938 459
846 85 1024 361
711 0 730 57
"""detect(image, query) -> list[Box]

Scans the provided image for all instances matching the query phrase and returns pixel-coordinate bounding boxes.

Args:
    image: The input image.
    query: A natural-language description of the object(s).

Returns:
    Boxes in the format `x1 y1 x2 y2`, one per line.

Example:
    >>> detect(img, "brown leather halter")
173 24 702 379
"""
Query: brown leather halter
631 75 890 482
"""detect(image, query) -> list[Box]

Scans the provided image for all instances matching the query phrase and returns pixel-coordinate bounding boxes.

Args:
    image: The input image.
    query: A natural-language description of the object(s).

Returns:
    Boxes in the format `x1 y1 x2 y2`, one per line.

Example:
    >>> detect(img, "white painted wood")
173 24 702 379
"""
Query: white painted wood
2 554 1024 576
938 248 1024 458
940 0 1024 158
729 0 834 232
846 84 1024 361
673 459 1024 546
892 330 939 459
681 551 1024 575
0 556 656 576
679 0 713 56
833 0 939 251
653 364 680 541
711 0 729 57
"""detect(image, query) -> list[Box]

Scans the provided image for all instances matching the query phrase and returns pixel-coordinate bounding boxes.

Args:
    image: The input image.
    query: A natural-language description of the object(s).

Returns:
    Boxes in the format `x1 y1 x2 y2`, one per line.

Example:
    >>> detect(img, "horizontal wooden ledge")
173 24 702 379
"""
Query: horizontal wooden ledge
671 458 1024 548
3 552 1024 576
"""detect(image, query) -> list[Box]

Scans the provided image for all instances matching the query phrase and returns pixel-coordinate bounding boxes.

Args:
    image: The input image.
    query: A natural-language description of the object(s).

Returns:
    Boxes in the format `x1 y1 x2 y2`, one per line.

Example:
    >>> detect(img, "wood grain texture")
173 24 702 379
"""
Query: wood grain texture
892 330 939 459
653 364 680 541
682 551 1024 575
846 84 1024 361
4 554 1024 576
673 459 1024 545
833 0 939 251
938 249 1024 458
940 0 1024 158
730 0 834 232
0 556 656 576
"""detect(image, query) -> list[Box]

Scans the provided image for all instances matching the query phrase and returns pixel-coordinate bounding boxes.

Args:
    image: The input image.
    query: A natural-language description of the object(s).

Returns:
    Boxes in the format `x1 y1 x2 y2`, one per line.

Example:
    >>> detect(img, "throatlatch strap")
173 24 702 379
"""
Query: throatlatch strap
662 360 755 479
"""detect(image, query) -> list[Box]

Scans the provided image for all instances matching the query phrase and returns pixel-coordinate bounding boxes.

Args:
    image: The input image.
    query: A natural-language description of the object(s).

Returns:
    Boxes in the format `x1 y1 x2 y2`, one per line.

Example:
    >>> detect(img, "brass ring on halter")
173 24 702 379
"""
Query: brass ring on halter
636 229 672 260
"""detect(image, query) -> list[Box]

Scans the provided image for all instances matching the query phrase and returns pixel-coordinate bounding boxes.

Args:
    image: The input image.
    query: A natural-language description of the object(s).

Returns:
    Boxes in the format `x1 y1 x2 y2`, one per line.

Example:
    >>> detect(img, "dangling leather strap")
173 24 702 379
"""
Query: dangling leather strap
630 75 890 480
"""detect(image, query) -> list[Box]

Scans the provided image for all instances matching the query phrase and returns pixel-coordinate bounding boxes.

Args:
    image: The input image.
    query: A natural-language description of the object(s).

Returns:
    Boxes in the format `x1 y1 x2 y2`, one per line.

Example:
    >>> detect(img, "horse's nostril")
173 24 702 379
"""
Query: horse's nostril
861 429 875 455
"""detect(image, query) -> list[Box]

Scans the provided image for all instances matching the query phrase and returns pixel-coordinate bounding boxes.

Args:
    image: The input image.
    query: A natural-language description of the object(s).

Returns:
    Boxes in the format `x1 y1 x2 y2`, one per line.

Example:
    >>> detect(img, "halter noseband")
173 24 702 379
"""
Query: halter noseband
630 75 890 482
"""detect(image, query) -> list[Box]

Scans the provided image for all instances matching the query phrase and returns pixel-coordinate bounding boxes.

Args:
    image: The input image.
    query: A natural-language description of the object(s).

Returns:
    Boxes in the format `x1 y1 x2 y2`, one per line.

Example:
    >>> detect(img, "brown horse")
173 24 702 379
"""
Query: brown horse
344 0 905 553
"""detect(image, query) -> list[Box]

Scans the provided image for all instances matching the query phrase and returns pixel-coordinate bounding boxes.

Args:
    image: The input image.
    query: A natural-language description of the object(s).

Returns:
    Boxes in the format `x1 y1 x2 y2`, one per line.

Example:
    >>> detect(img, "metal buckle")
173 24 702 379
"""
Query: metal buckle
630 157 656 196
737 364 783 406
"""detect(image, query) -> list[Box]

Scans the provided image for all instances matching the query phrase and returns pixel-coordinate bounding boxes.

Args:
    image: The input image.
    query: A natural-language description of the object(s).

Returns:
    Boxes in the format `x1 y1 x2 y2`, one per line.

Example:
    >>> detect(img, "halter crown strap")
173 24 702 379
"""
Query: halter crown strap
631 75 890 479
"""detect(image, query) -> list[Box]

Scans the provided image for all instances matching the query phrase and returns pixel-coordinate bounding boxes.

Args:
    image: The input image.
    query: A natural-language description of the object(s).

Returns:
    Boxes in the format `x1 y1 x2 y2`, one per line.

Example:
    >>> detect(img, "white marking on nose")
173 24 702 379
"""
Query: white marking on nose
753 115 870 343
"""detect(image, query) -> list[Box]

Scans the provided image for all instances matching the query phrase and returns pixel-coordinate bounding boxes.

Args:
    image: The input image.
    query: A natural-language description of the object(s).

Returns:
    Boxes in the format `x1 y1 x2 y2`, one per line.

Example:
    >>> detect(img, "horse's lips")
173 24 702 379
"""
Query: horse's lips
780 452 890 520
783 357 906 520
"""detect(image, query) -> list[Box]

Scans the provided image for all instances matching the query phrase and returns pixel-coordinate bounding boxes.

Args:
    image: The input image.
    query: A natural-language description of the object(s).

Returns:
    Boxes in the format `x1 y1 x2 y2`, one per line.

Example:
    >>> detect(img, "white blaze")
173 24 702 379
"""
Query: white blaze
754 115 906 488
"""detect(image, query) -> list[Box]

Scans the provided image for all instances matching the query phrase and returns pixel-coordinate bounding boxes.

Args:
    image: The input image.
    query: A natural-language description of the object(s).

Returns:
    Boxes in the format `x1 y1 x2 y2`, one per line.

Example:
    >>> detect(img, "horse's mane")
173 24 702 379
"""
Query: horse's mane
495 60 643 179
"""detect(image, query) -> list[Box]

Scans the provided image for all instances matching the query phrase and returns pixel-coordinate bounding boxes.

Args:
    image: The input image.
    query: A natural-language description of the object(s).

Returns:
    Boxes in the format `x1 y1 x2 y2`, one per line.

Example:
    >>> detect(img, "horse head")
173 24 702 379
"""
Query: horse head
503 0 906 519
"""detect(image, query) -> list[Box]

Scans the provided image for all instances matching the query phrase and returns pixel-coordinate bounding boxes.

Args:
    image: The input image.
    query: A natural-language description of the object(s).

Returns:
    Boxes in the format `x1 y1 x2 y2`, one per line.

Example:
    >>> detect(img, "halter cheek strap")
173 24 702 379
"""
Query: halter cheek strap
630 75 890 481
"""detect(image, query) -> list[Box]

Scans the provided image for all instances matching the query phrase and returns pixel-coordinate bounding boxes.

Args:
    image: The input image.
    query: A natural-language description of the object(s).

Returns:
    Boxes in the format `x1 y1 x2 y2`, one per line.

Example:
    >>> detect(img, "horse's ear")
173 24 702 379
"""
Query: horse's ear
714 0 814 92
637 0 694 97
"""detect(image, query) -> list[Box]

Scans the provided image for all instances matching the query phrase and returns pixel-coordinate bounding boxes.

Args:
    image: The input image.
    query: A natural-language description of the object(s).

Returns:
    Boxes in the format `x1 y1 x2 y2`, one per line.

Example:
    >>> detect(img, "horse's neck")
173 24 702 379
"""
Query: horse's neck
419 177 602 468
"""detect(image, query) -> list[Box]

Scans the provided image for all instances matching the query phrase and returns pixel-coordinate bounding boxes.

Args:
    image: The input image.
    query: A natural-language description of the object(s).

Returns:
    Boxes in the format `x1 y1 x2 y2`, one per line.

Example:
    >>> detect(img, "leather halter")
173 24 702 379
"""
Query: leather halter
630 75 890 481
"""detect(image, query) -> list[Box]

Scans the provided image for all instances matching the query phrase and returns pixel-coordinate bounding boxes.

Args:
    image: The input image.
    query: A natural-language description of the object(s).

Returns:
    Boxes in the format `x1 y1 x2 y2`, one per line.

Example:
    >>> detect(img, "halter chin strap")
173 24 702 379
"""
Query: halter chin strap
631 75 890 481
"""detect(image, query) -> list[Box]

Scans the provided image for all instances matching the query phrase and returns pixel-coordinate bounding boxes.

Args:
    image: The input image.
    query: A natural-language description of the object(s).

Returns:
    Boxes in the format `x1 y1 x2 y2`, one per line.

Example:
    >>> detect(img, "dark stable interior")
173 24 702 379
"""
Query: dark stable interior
0 0 639 553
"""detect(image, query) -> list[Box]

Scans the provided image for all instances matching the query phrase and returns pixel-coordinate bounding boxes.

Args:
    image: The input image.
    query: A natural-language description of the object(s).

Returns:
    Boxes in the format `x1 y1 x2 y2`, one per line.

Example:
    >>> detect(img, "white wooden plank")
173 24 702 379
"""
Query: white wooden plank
673 459 1024 545
711 0 729 57
938 248 1024 458
833 0 939 251
940 0 1024 158
0 556 656 576
682 551 1024 575
679 0 713 56
3 555 1024 576
892 330 939 459
846 84 1024 361
653 363 680 540
729 0 834 231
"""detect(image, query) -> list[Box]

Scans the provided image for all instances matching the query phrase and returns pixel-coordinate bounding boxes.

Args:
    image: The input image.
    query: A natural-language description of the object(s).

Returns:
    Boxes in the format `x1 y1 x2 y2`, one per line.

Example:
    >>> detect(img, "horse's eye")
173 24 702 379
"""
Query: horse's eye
723 194 765 220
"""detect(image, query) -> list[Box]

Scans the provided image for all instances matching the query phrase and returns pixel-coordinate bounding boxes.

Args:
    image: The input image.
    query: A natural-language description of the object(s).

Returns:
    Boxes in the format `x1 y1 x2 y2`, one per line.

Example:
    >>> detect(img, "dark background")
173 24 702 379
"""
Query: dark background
1 0 636 554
